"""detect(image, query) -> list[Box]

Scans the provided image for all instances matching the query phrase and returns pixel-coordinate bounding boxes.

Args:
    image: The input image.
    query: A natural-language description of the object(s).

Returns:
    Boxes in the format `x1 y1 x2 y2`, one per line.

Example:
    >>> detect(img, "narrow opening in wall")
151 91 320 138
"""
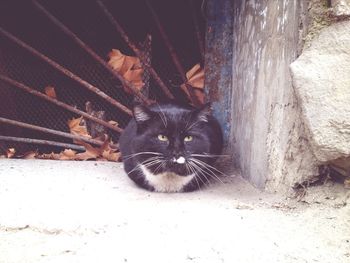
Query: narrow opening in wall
0 0 206 157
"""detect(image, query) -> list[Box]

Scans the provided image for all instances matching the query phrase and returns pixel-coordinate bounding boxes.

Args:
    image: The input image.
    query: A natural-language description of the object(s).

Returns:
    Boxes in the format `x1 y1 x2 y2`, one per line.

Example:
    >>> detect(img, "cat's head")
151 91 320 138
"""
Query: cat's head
131 102 223 176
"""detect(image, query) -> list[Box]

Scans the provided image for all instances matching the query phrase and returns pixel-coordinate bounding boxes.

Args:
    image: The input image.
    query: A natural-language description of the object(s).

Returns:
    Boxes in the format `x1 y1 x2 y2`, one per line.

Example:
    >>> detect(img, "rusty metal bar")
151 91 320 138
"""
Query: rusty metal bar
0 117 104 146
190 0 205 61
0 135 86 151
0 26 132 116
32 0 151 105
145 0 201 106
95 0 174 100
0 74 124 133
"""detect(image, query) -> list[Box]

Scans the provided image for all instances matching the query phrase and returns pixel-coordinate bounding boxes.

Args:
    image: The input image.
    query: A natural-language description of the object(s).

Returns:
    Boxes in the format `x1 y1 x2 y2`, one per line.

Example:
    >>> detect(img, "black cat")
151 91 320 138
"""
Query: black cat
119 102 224 192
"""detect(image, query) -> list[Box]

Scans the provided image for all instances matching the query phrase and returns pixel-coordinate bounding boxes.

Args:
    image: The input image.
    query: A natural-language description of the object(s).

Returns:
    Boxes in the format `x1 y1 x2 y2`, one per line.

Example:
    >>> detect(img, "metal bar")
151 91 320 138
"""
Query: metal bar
0 74 124 133
205 0 233 144
95 0 174 100
0 135 85 151
145 0 201 107
32 0 151 105
0 117 104 146
0 26 132 116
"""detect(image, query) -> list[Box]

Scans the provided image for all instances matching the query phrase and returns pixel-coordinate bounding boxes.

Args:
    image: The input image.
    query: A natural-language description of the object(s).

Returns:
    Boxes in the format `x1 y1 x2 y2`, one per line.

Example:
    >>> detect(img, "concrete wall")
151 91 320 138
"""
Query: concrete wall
229 0 317 191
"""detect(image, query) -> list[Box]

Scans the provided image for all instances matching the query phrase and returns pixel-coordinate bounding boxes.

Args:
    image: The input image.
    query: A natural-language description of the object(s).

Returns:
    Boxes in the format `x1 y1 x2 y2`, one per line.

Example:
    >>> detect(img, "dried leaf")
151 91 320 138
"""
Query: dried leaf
6 148 16 158
123 68 144 90
59 149 77 160
186 64 204 89
67 116 91 139
75 141 100 160
108 49 125 72
181 64 205 105
344 178 350 189
185 64 203 88
108 120 119 126
21 151 38 159
44 86 57 99
108 49 144 93
76 139 121 162
102 150 121 162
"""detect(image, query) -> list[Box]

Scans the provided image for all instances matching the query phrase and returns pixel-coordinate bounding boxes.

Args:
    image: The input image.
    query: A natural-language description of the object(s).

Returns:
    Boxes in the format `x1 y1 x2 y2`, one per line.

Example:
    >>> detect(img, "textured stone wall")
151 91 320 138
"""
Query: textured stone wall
230 0 318 191
291 0 350 179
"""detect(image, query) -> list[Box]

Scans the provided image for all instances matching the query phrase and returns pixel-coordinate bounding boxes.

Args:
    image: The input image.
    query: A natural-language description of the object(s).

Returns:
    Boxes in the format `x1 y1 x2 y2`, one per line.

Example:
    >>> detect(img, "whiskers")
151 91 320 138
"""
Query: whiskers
124 151 165 176
122 151 162 161
187 155 228 188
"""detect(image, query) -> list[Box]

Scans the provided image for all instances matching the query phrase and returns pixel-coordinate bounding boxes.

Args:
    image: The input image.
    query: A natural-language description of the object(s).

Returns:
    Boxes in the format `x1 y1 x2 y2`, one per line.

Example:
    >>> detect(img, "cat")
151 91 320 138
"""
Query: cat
119 102 224 192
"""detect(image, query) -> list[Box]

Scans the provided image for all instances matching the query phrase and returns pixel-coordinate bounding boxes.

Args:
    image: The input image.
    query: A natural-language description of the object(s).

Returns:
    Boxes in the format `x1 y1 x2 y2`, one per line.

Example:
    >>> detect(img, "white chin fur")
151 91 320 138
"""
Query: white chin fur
140 165 194 193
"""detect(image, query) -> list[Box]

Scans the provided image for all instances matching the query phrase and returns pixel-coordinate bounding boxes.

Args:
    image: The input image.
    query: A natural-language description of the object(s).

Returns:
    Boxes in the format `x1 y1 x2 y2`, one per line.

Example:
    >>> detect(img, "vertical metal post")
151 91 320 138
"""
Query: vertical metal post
205 0 233 145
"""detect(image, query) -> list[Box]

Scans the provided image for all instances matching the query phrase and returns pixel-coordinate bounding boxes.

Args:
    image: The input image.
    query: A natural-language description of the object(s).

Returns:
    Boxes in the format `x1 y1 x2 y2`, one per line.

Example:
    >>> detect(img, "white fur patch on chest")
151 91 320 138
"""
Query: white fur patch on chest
140 165 194 193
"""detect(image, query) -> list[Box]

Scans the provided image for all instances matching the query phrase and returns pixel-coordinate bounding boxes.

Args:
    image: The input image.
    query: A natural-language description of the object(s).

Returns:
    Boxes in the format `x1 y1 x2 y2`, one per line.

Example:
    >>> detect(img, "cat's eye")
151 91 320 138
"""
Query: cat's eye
184 135 193 142
157 134 168 141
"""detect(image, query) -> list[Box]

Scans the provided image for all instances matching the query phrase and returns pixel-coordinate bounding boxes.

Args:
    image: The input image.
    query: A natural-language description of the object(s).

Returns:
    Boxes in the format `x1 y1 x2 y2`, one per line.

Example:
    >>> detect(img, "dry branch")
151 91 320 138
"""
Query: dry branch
0 74 123 133
0 26 132 116
145 0 201 107
0 135 85 151
32 0 151 105
95 0 175 100
0 117 104 146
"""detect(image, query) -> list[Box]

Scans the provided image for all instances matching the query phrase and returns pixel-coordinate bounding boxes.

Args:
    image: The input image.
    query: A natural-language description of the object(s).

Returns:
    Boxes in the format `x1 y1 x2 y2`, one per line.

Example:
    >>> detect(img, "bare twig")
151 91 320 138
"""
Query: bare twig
0 74 124 133
32 0 151 105
0 135 85 151
0 117 104 146
145 0 201 107
0 26 132 116
190 0 205 61
95 0 174 100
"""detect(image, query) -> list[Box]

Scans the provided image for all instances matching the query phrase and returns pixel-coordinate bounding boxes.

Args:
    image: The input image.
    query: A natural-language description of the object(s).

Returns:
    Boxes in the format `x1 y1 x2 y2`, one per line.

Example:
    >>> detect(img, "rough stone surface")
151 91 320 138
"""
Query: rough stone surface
332 0 350 16
0 160 349 263
230 0 317 191
290 21 350 162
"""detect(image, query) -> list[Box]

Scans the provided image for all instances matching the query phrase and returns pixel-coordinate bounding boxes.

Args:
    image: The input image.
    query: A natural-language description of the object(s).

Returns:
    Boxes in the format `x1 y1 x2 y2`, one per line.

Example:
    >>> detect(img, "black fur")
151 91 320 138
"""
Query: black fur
119 102 223 192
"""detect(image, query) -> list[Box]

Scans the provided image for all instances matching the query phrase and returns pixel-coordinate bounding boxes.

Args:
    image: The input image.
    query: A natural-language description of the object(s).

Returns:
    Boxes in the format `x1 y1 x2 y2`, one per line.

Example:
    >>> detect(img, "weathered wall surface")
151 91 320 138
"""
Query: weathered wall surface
230 0 318 190
291 21 350 163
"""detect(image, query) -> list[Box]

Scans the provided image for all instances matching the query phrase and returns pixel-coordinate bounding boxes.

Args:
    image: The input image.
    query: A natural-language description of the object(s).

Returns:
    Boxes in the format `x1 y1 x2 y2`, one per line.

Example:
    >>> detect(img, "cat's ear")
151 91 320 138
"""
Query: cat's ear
133 104 152 124
195 103 212 122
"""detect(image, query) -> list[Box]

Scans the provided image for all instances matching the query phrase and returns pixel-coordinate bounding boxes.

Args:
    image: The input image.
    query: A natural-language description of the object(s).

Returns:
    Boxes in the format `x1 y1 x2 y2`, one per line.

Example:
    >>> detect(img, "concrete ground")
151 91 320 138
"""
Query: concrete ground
0 160 349 263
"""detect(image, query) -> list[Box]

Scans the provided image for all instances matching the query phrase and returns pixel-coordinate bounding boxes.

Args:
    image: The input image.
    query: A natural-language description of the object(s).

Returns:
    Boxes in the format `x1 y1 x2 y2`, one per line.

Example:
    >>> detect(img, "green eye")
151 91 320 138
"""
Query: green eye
184 135 193 142
158 134 168 141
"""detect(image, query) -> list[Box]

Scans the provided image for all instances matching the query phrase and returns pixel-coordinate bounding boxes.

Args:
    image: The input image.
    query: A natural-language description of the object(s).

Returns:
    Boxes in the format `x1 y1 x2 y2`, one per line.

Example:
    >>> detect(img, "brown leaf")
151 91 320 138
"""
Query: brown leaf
108 49 144 93
181 64 205 105
108 120 119 126
123 68 144 90
344 178 350 189
75 138 121 162
108 49 125 72
38 152 61 160
21 151 38 159
44 86 57 99
6 148 16 158
67 116 91 139
186 64 204 89
59 149 77 160
75 141 100 160
102 150 121 162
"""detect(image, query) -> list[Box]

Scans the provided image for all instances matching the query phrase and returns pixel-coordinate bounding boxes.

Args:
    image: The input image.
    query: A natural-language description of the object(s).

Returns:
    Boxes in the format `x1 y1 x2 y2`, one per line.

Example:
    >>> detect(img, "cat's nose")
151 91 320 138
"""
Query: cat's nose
172 156 186 164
